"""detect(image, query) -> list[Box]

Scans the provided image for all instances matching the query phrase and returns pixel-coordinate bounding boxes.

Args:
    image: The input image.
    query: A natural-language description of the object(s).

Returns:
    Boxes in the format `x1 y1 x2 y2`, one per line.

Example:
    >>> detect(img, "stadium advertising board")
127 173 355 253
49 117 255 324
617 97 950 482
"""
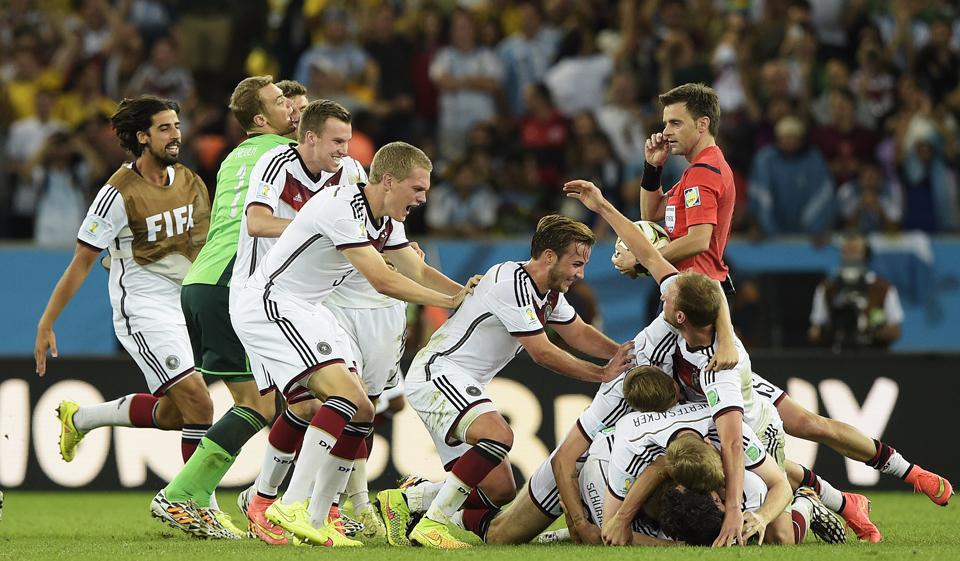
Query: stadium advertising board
1 354 955 492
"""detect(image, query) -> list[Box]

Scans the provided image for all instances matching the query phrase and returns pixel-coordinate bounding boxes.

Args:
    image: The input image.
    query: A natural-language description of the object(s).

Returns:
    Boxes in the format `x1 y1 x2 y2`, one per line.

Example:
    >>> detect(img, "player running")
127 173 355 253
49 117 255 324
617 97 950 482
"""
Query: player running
36 97 213 516
232 141 478 547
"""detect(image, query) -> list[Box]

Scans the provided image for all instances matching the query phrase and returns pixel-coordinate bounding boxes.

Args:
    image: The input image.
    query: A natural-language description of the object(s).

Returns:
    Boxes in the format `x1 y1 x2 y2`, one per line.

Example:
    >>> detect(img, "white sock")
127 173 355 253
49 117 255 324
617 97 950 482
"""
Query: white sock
72 395 139 432
209 491 219 511
816 476 844 512
406 480 444 513
283 426 336 505
880 452 911 478
791 496 813 543
424 474 472 525
257 443 295 498
307 455 355 528
346 458 370 512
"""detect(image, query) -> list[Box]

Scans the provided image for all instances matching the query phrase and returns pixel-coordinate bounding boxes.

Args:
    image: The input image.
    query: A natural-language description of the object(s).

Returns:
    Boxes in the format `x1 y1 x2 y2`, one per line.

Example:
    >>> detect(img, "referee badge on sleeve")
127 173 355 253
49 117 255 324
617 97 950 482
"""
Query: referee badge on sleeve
684 186 701 208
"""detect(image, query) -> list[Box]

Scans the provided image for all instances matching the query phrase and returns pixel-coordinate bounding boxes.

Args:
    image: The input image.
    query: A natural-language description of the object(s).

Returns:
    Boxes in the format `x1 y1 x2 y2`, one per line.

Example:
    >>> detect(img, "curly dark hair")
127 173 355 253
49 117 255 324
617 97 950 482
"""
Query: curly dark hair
658 487 723 546
110 96 180 157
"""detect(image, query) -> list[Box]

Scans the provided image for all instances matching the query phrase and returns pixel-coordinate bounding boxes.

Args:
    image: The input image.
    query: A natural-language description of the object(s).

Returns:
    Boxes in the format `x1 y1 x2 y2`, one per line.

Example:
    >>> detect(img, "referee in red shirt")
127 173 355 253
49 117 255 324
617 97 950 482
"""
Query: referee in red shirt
615 83 736 293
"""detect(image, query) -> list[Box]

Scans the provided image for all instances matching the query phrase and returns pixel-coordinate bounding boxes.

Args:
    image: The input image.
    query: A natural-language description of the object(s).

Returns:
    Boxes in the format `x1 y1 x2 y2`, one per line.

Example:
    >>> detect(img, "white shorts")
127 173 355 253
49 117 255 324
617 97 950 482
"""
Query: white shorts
233 291 358 404
578 455 608 528
405 360 498 468
758 417 787 471
116 324 196 396
577 456 665 537
526 451 562 518
752 373 787 407
325 302 406 397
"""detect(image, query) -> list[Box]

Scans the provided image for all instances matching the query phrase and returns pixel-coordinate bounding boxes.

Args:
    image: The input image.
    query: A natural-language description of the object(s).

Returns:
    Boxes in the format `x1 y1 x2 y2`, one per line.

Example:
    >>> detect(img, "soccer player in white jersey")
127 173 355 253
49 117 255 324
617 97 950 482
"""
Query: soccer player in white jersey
564 179 884 545
232 141 478 547
231 99 388 542
598 367 844 546
444 297 736 546
375 214 635 549
35 97 214 480
565 178 782 546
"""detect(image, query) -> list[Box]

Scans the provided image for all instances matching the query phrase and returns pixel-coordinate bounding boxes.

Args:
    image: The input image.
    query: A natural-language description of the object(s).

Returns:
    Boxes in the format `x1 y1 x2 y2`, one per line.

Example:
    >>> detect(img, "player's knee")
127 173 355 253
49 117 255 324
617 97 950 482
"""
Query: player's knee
250 397 276 421
764 516 796 544
482 477 517 507
793 412 831 441
467 414 514 448
352 395 375 422
169 374 214 423
488 422 514 449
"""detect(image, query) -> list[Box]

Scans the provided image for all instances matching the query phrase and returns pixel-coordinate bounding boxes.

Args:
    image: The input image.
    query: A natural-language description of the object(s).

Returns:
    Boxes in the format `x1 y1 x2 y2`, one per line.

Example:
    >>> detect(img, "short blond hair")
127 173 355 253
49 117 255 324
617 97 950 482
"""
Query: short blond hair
665 433 724 494
673 272 723 327
623 366 678 412
369 141 433 184
229 75 273 131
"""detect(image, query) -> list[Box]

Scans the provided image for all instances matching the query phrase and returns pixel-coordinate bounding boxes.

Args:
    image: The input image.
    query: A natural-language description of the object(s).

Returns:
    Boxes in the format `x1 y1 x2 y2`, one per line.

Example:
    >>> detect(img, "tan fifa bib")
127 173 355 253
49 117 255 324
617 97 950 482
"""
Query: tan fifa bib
108 164 210 283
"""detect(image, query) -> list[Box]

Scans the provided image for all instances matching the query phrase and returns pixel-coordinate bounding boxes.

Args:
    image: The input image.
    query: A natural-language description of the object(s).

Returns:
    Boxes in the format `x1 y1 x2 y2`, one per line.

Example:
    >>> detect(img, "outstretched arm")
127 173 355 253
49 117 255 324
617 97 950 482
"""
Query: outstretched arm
602 456 669 546
742 455 792 544
343 245 479 308
520 333 634 383
564 180 678 283
385 244 465 296
36 243 101 375
551 315 620 359
713 411 746 547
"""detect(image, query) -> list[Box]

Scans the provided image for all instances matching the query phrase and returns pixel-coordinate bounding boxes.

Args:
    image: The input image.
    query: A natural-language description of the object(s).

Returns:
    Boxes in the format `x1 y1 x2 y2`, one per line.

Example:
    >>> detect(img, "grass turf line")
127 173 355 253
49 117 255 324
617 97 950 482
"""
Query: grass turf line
0 491 956 561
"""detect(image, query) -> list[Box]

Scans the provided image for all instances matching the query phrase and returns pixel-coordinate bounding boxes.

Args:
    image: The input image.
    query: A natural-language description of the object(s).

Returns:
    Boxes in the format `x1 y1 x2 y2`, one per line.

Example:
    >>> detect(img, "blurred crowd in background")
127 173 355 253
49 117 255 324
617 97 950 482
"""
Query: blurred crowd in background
1 0 959 246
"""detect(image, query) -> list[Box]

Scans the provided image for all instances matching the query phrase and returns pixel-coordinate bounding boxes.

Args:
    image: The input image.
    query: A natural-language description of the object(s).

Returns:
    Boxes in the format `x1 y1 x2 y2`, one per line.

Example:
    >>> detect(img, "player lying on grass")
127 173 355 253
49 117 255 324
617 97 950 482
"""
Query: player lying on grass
652 436 843 545
591 367 844 546
428 292 739 545
563 179 891 546
374 215 636 549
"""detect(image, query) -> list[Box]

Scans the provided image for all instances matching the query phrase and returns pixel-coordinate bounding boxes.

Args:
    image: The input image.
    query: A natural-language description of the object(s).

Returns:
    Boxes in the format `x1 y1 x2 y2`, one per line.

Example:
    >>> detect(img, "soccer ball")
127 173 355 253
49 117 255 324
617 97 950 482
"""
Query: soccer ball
614 220 670 277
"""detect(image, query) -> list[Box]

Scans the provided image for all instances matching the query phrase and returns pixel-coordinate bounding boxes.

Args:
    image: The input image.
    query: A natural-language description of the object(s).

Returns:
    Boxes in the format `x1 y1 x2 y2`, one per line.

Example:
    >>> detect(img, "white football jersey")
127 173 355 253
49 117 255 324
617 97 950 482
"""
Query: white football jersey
243 183 408 305
606 401 767 500
231 145 361 309
408 261 577 386
576 316 680 441
657 276 780 440
78 166 189 335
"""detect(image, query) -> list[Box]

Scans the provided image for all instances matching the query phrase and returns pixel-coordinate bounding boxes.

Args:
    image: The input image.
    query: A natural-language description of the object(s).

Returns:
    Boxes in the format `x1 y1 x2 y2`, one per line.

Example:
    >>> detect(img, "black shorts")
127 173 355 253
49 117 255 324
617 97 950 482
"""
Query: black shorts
181 283 253 381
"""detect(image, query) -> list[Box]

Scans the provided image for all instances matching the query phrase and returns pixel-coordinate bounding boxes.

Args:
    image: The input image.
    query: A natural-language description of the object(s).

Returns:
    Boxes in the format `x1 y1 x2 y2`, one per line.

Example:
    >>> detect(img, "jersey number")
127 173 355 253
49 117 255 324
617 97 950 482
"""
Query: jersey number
230 164 246 219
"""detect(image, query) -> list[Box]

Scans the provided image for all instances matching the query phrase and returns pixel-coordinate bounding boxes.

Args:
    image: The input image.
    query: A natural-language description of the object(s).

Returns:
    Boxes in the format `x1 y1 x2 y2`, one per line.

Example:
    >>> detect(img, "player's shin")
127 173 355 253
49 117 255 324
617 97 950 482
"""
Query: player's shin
424 439 511 524
307 421 373 528
258 408 308 497
282 397 357 505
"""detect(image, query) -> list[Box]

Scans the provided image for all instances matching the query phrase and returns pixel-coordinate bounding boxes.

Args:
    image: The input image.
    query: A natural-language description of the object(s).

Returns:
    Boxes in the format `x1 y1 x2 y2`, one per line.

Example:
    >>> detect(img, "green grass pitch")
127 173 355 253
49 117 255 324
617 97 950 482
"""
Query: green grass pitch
0 491 957 560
